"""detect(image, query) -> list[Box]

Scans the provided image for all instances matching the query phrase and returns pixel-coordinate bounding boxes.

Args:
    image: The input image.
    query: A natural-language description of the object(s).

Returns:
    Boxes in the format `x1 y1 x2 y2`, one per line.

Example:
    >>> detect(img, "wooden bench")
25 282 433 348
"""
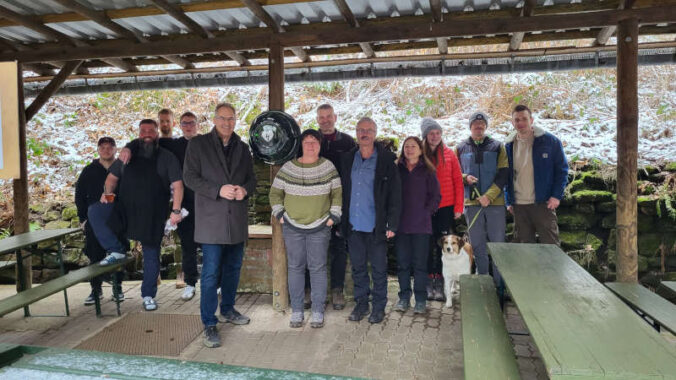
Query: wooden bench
605 282 676 335
460 274 521 380
0 257 132 318
660 281 676 297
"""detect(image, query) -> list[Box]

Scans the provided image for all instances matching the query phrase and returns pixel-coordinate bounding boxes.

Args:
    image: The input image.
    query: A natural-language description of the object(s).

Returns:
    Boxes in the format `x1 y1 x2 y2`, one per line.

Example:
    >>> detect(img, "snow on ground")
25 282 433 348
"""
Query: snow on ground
1 67 674 202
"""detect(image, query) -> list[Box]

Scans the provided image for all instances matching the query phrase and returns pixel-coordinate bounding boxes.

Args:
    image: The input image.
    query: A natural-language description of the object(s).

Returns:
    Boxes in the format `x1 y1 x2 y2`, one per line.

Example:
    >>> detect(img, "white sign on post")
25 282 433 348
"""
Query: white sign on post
0 61 19 179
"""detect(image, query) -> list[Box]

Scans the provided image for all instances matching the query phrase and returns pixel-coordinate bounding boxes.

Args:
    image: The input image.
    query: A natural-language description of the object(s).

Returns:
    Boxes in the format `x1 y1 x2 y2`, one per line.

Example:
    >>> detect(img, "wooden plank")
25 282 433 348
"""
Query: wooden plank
488 243 676 379
10 5 676 63
460 275 521 380
0 229 80 255
660 281 676 295
148 0 214 39
509 0 536 51
25 60 82 122
332 0 375 58
616 17 639 283
0 258 132 317
605 282 676 334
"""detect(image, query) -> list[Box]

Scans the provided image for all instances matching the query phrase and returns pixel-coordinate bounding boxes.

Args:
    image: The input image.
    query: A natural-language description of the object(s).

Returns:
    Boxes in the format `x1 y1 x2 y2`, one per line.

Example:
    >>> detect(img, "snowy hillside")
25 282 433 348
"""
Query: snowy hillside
1 65 674 203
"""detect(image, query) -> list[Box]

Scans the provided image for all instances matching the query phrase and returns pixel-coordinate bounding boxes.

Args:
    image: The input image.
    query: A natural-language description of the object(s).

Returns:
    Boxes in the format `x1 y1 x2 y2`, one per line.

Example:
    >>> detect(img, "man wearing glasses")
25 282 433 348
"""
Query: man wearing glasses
339 117 401 324
119 111 201 301
184 103 256 348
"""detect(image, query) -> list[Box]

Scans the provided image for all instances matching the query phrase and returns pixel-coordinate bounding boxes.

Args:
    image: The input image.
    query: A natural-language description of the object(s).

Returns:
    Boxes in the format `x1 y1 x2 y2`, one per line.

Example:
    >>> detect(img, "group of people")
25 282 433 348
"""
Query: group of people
75 101 568 349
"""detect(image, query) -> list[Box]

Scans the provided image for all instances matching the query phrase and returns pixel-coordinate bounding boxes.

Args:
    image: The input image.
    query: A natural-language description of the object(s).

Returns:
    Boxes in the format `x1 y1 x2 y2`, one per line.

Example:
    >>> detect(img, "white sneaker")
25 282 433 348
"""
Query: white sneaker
181 285 195 301
143 296 157 311
217 288 221 296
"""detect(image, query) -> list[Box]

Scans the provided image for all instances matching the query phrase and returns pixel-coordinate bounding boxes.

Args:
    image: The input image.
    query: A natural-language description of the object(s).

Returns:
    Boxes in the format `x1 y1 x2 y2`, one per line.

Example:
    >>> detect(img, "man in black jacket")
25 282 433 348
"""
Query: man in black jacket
75 137 124 305
316 104 356 310
340 117 401 324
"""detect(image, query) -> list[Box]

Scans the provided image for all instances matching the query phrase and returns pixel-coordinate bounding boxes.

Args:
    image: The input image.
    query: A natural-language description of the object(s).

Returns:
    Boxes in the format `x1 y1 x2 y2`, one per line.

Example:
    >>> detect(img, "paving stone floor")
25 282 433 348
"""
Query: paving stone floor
0 279 554 379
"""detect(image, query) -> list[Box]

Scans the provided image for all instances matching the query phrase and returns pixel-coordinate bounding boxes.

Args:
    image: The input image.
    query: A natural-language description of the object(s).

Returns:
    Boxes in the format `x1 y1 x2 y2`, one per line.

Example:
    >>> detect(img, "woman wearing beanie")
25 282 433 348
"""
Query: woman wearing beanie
269 129 342 328
394 136 441 314
420 117 464 301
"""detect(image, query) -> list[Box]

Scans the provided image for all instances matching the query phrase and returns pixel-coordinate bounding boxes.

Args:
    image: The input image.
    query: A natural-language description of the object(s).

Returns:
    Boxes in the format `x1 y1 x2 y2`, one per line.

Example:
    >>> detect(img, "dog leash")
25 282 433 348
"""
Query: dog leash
466 187 483 232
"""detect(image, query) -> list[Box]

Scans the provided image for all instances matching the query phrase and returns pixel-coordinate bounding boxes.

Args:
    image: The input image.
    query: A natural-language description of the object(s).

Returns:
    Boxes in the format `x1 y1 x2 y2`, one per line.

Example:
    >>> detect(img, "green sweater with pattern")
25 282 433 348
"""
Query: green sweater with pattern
269 158 342 230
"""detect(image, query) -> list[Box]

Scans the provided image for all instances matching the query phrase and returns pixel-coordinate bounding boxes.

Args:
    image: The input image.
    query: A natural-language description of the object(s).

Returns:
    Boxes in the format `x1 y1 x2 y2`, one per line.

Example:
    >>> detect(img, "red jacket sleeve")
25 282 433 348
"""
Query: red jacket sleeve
449 149 464 215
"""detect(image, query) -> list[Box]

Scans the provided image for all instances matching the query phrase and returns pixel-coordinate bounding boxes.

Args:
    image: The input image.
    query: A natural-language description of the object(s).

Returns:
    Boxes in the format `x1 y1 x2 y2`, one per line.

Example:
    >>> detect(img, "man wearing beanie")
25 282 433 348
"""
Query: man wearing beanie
420 117 464 302
504 104 568 245
455 112 508 290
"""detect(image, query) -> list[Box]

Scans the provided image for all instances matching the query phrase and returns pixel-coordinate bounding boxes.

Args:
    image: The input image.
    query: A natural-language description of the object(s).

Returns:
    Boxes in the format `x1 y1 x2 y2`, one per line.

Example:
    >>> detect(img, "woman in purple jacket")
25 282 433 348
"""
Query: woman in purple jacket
394 136 441 314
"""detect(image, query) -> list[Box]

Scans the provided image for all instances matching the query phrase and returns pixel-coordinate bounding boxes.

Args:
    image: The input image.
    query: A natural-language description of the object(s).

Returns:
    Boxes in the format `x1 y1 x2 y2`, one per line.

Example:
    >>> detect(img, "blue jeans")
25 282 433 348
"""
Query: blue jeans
200 243 244 326
87 202 124 254
348 231 388 312
396 233 430 303
88 202 160 298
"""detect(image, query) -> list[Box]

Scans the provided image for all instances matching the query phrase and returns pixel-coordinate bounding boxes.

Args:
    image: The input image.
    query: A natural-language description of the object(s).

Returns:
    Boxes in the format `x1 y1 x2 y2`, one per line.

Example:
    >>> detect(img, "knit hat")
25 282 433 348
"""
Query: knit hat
469 111 489 128
420 117 442 140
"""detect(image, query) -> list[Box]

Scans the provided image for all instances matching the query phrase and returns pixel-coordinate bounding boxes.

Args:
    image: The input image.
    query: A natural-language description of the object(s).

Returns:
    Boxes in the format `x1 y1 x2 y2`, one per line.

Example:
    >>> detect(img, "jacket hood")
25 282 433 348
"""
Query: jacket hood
505 125 546 143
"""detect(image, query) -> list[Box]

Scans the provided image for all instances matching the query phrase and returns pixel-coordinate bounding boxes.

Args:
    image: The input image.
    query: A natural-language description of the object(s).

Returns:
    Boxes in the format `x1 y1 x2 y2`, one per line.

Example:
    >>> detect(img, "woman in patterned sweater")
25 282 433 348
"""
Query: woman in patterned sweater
269 129 342 328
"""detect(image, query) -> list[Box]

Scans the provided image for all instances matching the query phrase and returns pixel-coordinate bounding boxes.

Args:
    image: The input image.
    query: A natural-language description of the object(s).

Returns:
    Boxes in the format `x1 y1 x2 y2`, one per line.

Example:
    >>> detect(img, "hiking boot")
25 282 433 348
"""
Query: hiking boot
426 275 435 301
348 302 370 322
414 301 426 314
394 298 410 312
181 285 196 301
289 311 304 328
433 276 446 302
143 296 157 311
111 291 125 302
332 288 345 310
84 290 102 306
203 325 221 348
310 311 324 328
218 309 250 325
303 288 311 310
368 309 385 324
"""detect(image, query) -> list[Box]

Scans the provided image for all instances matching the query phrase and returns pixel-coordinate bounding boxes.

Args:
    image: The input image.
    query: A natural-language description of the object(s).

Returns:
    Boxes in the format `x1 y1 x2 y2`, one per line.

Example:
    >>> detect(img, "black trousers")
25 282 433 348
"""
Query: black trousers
176 203 199 287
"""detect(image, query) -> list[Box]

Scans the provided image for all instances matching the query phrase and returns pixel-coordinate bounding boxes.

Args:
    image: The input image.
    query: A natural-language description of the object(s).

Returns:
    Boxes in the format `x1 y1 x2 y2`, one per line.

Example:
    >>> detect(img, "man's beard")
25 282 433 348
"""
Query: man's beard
140 138 158 158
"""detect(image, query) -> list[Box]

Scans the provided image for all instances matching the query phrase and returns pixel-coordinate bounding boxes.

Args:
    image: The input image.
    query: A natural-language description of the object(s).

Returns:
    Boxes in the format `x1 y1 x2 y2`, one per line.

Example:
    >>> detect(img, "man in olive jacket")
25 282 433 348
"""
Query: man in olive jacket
183 103 256 348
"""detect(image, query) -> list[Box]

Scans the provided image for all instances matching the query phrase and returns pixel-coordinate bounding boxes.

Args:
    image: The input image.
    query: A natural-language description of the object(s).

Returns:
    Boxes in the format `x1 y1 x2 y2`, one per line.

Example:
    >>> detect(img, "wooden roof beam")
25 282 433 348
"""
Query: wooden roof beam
148 0 213 39
595 0 637 45
333 0 375 58
429 1 449 54
0 5 137 72
51 0 193 68
240 0 310 62
509 0 536 51
25 60 82 121
7 6 676 63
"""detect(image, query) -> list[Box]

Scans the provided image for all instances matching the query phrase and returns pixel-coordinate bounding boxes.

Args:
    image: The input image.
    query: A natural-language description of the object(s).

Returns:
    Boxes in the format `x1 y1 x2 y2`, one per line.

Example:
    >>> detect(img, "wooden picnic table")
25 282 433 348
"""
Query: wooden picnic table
660 281 676 296
488 242 676 380
0 228 80 316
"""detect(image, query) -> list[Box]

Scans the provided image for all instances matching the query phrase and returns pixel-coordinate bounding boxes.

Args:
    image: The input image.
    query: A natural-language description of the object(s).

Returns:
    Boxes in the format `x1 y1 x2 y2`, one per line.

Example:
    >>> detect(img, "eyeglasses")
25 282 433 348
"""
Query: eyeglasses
356 128 376 135
180 121 197 126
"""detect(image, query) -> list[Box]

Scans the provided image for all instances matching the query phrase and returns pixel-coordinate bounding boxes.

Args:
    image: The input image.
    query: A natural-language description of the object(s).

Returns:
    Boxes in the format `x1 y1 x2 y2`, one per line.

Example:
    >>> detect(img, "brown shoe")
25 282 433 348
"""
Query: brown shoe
332 288 345 310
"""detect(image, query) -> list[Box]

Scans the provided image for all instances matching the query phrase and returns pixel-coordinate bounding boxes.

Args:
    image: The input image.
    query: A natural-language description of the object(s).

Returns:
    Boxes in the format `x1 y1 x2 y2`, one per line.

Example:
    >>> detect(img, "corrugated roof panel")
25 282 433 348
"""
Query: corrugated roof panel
114 14 187 35
0 26 46 42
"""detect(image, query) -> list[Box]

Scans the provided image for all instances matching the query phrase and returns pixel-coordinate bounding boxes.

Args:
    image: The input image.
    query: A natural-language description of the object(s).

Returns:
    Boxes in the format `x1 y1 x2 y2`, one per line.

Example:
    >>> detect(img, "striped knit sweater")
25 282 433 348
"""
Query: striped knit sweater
269 157 342 230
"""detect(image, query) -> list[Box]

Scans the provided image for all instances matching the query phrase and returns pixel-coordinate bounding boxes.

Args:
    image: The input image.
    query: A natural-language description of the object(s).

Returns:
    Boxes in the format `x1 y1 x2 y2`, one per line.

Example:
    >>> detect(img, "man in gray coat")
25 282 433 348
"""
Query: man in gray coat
183 103 256 348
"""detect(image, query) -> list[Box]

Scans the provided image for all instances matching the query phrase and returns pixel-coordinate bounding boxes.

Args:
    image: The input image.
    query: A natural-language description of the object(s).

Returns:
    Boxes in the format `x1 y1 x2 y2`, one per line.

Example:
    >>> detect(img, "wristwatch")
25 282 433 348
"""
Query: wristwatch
171 209 181 215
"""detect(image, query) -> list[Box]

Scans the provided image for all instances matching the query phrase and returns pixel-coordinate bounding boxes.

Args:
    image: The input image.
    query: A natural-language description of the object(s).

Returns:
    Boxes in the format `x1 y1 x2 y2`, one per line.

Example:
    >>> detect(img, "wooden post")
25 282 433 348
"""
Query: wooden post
616 17 639 283
268 43 288 311
13 64 31 292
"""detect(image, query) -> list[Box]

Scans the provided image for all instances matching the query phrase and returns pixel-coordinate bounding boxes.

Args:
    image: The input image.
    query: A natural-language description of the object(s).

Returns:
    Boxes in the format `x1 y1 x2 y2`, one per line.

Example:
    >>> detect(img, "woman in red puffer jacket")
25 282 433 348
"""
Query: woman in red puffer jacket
420 117 464 302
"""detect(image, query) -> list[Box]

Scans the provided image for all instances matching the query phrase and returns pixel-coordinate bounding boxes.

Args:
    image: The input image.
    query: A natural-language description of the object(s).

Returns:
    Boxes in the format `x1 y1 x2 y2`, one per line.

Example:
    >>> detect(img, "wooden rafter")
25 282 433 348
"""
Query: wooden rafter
4 6 676 64
23 40 676 83
596 0 637 45
509 0 537 51
332 0 375 58
239 0 310 62
51 0 194 69
25 60 83 121
429 0 448 54
0 5 137 72
147 0 249 66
